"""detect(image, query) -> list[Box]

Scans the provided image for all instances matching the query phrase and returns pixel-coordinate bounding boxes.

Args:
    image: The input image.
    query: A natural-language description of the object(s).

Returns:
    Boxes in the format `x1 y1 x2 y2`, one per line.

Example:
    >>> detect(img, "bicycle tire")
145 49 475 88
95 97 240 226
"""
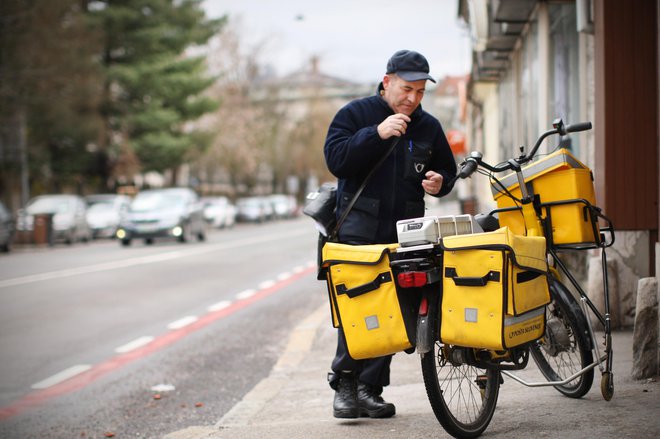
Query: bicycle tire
529 278 594 398
421 341 500 438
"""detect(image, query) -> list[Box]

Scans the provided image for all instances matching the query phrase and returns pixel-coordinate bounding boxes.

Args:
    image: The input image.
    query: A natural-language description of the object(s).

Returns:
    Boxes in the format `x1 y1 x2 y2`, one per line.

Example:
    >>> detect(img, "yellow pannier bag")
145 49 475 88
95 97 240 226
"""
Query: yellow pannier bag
321 242 413 360
440 227 550 350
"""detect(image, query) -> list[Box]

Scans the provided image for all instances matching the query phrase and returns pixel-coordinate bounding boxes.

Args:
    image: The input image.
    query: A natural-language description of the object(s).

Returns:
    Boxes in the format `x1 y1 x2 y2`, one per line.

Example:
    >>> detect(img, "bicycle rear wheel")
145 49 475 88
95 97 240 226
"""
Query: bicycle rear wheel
421 342 500 438
529 279 594 398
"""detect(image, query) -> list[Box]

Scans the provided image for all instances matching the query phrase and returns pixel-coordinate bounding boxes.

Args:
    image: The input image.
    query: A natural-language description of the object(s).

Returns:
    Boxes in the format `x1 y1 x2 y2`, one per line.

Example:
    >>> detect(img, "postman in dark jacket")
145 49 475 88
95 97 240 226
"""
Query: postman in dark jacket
324 84 458 244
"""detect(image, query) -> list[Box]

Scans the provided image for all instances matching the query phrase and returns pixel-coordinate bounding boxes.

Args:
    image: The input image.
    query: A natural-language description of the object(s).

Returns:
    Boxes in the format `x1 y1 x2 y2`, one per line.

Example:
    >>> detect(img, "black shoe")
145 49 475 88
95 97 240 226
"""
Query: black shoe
357 382 395 418
333 372 359 418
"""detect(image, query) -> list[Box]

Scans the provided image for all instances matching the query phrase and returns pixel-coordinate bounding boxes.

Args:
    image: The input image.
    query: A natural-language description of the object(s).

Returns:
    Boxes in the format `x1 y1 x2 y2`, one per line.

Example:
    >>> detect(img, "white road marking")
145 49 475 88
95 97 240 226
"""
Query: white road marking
114 336 155 354
0 228 311 289
277 272 291 281
207 300 231 312
7 260 317 415
0 253 183 289
257 280 275 290
150 383 176 392
236 289 256 300
31 364 92 389
292 266 305 273
167 316 198 330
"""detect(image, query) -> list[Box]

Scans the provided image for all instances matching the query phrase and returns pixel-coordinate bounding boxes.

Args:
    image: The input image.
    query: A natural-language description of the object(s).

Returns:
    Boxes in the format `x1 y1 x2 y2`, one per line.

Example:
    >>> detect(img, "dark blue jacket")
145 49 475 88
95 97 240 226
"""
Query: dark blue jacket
324 85 457 244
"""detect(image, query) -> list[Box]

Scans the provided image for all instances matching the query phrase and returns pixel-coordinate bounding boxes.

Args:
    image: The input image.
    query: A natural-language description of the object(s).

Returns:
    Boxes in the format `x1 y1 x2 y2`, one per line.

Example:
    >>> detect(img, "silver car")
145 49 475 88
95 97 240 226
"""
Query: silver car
116 188 206 246
201 196 237 229
85 194 131 239
16 194 92 245
268 194 298 219
236 196 271 223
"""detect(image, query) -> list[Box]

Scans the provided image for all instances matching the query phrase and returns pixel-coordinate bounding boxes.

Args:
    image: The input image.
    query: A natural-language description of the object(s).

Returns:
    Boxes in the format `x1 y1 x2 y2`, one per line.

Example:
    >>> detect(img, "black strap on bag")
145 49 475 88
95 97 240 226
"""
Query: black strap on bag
335 272 393 298
445 267 501 286
328 137 401 240
317 137 401 280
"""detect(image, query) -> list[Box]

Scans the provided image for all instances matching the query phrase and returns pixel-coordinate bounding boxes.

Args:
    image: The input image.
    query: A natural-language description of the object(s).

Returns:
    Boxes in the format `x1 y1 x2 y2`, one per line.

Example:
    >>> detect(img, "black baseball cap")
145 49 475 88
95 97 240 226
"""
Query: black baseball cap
386 50 436 83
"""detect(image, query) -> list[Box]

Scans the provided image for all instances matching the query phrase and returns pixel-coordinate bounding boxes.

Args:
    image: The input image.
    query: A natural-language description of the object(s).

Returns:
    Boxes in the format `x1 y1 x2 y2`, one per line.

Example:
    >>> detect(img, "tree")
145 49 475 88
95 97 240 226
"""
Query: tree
189 22 352 200
285 95 336 199
0 0 223 208
88 0 224 186
0 0 103 204
190 22 285 196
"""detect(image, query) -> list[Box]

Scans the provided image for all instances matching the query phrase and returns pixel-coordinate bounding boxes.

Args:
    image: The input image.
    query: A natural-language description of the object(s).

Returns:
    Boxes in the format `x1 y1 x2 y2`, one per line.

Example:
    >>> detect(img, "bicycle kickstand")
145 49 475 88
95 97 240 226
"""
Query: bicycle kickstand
592 246 614 401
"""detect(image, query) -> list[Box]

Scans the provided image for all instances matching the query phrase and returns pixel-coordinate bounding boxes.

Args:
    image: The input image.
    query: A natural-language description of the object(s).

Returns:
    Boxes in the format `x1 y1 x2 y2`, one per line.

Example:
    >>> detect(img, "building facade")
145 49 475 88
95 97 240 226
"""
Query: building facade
459 0 659 327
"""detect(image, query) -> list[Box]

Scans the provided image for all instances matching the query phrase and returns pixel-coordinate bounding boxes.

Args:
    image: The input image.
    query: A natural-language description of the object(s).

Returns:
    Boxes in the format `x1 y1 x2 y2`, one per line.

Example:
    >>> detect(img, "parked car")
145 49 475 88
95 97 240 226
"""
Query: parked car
116 187 206 246
85 194 131 239
268 194 298 219
201 196 236 229
0 201 14 252
236 196 273 223
261 197 275 221
15 194 92 245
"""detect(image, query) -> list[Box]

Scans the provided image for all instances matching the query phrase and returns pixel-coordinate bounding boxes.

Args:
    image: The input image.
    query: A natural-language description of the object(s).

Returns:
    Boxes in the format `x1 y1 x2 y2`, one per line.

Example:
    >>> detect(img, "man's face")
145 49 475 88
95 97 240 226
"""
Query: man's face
382 74 426 116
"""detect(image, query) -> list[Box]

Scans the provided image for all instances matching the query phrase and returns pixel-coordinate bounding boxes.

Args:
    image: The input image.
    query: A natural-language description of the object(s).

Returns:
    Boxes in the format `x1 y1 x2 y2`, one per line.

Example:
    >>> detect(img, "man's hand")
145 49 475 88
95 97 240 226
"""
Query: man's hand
422 171 443 195
377 113 411 139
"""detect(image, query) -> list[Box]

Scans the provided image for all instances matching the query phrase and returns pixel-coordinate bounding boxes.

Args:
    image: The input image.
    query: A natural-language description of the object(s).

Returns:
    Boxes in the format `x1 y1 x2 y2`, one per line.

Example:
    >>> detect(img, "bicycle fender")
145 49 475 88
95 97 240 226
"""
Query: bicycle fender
548 279 593 350
416 314 433 354
416 291 440 354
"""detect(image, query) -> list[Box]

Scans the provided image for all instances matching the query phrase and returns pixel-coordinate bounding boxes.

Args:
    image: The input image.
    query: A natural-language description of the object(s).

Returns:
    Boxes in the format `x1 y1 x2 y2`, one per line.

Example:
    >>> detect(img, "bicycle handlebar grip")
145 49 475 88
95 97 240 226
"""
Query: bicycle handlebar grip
565 121 592 133
458 158 479 179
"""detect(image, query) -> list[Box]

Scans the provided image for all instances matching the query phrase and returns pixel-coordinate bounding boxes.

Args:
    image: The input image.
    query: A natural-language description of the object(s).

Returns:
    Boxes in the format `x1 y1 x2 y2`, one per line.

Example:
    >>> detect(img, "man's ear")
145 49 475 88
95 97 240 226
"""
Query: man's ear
382 74 391 89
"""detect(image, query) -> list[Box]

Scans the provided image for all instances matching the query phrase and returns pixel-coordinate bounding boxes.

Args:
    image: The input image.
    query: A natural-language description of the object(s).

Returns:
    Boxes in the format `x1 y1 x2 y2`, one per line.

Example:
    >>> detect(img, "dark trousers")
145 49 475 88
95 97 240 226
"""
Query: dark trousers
329 327 393 392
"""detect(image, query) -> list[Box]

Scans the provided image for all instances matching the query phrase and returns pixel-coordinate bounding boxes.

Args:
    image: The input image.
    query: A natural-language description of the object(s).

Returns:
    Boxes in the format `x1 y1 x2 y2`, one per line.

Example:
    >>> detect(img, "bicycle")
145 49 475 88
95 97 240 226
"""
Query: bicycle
388 119 615 438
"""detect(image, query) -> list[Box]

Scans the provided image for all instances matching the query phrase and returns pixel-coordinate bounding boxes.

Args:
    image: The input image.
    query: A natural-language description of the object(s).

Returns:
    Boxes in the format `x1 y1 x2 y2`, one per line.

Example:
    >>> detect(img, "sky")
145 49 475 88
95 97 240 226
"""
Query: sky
202 0 472 84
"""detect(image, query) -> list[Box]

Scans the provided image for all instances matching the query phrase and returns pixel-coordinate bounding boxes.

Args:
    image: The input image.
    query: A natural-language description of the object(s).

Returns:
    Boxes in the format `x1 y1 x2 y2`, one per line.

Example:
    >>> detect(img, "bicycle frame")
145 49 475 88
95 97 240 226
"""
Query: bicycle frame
492 196 615 393
385 120 616 438
456 119 616 400
394 119 615 398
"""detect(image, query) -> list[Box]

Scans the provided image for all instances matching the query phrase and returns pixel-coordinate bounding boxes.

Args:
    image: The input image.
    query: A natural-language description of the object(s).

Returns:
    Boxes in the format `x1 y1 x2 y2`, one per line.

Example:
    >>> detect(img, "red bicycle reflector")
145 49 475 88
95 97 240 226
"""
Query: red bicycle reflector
397 272 427 288
419 297 429 316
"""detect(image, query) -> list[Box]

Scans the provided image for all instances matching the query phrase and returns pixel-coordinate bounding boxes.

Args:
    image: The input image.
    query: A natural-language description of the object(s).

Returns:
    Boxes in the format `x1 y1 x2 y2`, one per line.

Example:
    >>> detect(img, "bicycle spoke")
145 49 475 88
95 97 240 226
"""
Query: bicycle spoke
436 359 486 424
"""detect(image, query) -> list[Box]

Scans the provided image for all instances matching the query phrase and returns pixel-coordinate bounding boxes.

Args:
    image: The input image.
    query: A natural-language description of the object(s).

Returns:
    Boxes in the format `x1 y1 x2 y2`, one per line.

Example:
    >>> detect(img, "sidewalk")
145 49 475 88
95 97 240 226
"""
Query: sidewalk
165 304 659 439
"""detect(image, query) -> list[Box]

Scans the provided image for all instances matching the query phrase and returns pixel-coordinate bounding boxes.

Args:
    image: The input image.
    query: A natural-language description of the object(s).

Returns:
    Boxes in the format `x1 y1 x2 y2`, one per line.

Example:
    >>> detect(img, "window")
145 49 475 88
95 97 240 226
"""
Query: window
548 3 580 153
498 68 515 157
520 18 539 149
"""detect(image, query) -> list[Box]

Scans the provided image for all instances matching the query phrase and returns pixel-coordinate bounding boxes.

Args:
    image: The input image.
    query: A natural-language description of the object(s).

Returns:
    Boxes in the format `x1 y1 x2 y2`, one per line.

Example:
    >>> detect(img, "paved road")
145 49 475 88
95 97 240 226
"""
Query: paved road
0 218 323 438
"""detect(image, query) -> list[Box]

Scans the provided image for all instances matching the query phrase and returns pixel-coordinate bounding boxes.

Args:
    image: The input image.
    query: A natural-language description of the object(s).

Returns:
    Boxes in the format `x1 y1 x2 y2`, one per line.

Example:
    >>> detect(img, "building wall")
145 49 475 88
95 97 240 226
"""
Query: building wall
591 0 659 327
594 0 659 234
468 82 499 213
463 0 659 328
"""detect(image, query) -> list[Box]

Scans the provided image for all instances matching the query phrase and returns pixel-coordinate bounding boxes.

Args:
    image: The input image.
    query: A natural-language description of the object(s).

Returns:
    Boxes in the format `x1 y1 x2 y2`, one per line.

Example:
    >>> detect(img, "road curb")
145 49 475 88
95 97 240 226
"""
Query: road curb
216 303 326 427
163 303 328 439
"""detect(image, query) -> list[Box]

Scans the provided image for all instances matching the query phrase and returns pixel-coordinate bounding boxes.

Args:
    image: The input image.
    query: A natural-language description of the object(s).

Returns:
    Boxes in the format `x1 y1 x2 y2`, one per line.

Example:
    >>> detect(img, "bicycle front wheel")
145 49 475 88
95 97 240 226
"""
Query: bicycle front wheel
421 342 500 438
529 279 594 398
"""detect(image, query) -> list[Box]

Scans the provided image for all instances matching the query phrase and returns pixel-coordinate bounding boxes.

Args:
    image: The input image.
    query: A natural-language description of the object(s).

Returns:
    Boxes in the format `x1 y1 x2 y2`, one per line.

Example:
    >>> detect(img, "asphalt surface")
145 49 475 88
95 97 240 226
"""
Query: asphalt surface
164 303 659 439
0 221 322 438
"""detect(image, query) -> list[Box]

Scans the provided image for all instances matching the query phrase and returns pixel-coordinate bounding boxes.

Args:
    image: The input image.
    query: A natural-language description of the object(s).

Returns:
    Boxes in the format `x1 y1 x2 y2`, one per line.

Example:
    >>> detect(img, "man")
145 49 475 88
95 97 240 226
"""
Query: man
323 50 457 419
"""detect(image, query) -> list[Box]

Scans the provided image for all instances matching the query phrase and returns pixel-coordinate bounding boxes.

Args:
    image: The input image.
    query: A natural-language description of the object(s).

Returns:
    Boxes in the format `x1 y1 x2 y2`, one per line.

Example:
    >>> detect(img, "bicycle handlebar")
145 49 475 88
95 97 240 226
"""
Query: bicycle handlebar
563 121 592 134
457 151 481 178
456 119 592 180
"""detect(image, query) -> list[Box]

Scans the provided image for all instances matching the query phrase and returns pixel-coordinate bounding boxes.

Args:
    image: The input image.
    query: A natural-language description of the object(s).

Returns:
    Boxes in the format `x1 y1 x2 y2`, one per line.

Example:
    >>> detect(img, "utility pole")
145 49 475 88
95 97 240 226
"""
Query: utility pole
18 107 29 207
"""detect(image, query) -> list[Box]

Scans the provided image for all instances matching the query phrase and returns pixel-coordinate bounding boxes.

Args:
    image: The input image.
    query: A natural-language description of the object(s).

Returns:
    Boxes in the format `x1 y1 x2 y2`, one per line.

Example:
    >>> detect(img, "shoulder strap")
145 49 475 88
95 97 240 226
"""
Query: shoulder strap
330 137 401 239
